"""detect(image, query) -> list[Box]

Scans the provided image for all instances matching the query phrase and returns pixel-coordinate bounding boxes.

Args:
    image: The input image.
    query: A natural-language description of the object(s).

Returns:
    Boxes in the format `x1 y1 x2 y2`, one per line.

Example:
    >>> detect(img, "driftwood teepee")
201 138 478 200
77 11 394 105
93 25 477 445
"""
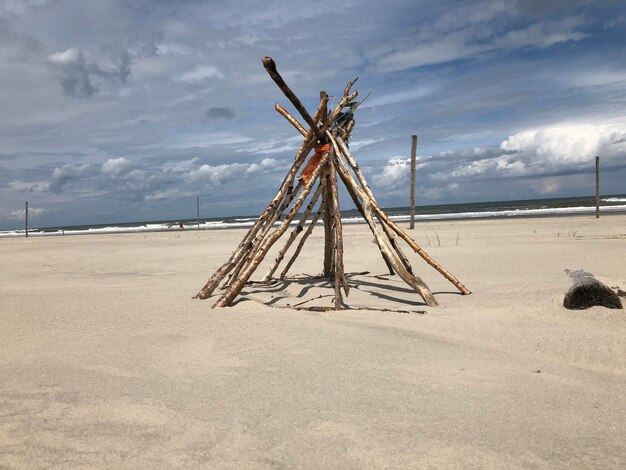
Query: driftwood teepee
195 57 470 309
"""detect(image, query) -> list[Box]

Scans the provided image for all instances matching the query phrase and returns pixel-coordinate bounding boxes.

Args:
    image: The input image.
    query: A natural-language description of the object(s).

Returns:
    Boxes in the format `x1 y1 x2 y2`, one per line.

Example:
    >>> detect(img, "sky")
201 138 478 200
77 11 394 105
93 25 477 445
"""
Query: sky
1 0 625 229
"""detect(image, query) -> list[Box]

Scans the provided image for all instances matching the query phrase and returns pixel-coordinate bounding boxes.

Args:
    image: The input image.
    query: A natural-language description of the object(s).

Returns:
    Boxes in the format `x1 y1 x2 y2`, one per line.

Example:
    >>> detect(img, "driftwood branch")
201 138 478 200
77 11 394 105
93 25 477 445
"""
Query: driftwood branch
563 270 623 309
263 181 325 281
333 134 412 274
335 136 470 296
214 148 330 308
274 304 425 314
196 60 471 311
262 56 324 142
194 137 316 299
275 103 307 136
280 200 325 280
329 138 438 307
327 151 348 309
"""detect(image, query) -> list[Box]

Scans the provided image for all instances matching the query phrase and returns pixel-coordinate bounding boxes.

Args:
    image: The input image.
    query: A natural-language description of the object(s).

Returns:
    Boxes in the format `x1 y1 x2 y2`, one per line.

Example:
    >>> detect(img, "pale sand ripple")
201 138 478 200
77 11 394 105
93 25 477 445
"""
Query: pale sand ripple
1 215 625 468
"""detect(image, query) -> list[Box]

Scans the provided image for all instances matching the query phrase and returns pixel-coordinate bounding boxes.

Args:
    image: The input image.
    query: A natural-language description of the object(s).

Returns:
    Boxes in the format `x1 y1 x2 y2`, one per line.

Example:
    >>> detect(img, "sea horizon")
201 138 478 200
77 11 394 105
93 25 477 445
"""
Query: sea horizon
2 193 625 238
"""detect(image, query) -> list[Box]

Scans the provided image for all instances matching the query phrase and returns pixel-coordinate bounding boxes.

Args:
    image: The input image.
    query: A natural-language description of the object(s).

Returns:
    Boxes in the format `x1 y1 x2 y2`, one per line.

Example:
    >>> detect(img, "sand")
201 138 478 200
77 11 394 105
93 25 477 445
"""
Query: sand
1 215 625 468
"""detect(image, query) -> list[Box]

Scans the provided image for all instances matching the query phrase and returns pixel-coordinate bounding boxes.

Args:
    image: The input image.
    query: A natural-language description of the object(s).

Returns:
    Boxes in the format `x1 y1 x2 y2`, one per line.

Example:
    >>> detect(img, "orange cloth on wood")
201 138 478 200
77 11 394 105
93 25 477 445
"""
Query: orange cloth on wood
300 144 330 185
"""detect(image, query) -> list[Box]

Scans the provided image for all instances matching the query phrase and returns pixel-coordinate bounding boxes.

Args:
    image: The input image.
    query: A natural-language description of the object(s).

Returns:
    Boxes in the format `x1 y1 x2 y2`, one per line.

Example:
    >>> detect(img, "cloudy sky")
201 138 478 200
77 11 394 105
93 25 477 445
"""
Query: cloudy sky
1 0 625 229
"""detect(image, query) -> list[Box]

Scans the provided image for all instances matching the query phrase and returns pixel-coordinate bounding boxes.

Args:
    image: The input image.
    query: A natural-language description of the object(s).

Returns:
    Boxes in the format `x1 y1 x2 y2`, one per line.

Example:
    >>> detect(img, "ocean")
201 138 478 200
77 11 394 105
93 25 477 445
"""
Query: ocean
2 194 625 238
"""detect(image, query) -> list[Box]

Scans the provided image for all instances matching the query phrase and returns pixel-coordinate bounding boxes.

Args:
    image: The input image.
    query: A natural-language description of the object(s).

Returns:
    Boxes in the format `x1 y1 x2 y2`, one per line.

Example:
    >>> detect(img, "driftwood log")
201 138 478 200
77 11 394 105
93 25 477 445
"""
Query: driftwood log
563 270 623 310
195 56 472 309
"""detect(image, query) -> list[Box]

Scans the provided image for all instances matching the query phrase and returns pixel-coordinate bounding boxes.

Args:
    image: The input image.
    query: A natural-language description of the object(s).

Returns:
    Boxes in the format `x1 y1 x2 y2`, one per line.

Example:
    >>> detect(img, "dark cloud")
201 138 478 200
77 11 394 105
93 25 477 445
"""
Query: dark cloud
46 47 101 97
115 50 132 83
46 45 146 97
48 163 91 193
206 107 236 120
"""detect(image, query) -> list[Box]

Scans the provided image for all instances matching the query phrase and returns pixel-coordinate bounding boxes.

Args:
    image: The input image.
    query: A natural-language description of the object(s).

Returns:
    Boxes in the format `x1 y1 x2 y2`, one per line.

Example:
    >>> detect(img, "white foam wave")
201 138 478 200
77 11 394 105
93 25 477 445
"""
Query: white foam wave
2 204 625 238
602 197 626 202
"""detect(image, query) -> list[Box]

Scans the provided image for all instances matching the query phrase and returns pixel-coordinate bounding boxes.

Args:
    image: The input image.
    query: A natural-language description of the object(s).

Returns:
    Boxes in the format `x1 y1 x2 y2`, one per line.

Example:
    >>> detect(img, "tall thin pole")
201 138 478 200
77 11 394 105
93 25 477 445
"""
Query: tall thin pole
196 195 200 230
410 135 417 229
595 156 600 219
25 201 29 238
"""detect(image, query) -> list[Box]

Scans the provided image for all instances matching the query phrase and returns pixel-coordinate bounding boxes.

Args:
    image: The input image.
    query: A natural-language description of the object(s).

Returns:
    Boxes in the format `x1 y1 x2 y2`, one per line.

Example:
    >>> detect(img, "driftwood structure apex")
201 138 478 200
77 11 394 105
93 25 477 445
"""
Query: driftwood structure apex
195 57 471 309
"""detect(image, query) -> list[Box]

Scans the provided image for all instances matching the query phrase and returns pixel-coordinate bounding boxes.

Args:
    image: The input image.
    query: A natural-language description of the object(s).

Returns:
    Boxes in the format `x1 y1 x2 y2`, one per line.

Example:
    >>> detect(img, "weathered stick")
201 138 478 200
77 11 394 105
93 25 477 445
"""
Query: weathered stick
327 132 401 275
332 152 438 307
262 56 325 142
276 103 335 278
194 135 316 299
335 136 470 296
217 92 328 289
321 166 334 277
334 134 412 274
223 179 305 289
276 93 328 145
262 181 325 281
273 304 425 315
275 103 307 136
327 150 348 309
319 90 328 124
343 77 358 98
214 149 330 307
280 201 325 280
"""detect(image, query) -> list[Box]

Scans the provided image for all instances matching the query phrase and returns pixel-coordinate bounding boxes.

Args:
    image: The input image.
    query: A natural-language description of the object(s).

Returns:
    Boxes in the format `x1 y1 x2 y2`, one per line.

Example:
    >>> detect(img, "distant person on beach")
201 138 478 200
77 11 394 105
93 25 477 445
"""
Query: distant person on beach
179 223 184 229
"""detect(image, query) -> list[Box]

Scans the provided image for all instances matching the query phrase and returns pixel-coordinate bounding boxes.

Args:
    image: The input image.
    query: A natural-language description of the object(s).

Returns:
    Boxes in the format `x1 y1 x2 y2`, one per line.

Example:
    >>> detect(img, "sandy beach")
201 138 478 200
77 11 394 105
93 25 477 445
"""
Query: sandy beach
1 215 625 468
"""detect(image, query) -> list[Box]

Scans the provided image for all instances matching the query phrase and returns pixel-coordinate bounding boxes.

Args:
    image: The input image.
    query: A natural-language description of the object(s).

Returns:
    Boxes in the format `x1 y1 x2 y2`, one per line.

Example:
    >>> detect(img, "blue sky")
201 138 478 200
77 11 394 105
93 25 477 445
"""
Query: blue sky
1 0 625 229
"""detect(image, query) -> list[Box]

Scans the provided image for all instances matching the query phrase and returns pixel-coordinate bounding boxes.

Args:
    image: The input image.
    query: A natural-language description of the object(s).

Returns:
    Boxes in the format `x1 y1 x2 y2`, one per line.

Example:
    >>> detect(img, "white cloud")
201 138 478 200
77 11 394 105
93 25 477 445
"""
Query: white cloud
246 157 288 174
102 157 132 177
47 47 82 65
500 122 625 168
171 132 253 149
9 207 47 219
432 120 626 182
494 17 589 49
373 156 432 189
363 86 436 108
348 139 378 151
8 180 50 192
144 188 191 201
185 162 247 184
378 16 589 72
177 65 224 83
373 158 410 188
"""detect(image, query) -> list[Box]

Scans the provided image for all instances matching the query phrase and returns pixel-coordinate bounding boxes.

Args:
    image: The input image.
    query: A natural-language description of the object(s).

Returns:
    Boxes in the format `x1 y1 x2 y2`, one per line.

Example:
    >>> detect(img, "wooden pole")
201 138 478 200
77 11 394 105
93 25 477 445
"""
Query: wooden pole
25 201 28 238
332 152 438 307
333 134 470 296
196 195 200 230
595 156 600 219
410 135 417 229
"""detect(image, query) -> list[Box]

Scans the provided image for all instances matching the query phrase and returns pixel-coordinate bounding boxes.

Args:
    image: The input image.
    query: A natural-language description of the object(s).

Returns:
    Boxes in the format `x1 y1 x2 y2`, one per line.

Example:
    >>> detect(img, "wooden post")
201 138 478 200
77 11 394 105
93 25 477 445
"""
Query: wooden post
595 156 600 219
196 195 200 229
410 135 417 229
25 201 28 238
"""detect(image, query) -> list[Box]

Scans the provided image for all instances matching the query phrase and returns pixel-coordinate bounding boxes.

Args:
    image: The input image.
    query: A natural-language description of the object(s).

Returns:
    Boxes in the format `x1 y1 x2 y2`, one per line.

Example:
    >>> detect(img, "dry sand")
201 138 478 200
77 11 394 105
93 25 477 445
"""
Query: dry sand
1 215 625 468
